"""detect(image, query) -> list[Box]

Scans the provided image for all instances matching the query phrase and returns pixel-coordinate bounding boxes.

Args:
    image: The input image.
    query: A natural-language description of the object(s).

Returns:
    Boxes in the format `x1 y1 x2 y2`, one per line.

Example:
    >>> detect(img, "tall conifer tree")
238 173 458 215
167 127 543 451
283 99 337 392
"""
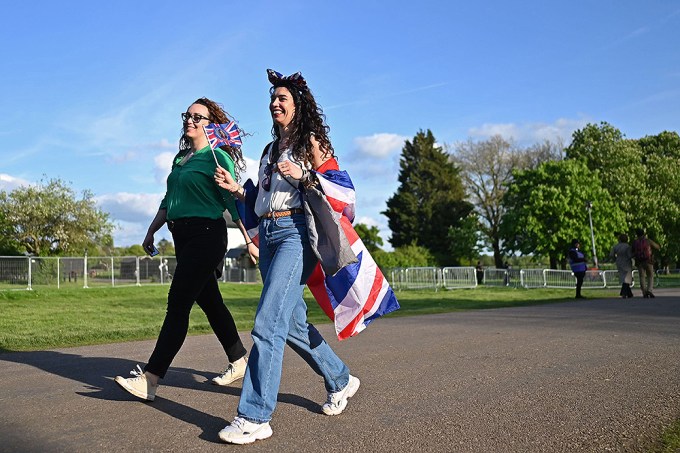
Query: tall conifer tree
383 130 473 265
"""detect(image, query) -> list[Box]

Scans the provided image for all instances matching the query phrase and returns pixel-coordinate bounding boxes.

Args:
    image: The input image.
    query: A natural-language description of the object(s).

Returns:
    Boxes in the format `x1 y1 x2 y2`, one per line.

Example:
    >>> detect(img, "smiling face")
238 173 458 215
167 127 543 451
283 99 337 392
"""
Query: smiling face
183 103 211 143
270 87 296 130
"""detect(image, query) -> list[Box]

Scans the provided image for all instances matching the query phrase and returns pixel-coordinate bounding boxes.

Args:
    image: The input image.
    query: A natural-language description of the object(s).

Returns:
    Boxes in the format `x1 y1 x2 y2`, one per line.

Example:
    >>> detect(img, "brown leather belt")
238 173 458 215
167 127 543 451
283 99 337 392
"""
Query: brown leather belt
261 208 304 219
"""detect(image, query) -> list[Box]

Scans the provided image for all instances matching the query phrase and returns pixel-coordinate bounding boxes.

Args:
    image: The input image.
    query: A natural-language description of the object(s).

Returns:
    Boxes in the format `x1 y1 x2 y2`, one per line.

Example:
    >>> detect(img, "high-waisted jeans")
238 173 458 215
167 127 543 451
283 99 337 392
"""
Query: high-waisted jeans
237 213 349 423
145 217 246 378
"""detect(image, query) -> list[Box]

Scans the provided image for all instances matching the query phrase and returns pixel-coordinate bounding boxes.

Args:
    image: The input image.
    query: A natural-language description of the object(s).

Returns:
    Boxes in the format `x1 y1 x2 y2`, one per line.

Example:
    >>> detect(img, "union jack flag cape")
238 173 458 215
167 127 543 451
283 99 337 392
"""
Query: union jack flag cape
204 121 242 149
235 159 400 340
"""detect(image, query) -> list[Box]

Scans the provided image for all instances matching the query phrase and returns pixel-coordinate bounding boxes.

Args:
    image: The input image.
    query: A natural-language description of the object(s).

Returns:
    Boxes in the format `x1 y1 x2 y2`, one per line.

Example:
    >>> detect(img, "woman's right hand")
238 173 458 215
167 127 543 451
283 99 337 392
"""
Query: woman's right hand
142 233 155 255
214 165 240 193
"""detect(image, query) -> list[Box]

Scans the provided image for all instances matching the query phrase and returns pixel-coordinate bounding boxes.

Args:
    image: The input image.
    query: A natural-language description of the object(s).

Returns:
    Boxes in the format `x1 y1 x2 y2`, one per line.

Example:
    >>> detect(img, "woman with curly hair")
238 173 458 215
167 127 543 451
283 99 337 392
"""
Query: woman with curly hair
214 70 359 444
115 98 256 401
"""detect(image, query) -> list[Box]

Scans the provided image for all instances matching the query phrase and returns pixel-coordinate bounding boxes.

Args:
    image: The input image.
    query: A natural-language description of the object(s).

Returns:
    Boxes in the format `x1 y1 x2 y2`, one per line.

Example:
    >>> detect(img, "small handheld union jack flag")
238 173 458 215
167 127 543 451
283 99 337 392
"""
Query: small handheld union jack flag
203 121 243 150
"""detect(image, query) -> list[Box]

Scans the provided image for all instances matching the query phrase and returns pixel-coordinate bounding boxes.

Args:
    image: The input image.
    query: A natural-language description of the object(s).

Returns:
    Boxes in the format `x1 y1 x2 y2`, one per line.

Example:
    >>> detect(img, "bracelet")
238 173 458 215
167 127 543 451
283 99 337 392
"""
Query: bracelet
245 241 253 245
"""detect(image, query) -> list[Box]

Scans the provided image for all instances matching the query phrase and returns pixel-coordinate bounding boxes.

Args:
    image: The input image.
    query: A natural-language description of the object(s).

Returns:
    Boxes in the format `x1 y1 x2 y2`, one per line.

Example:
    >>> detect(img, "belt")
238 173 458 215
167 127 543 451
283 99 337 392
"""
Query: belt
261 208 304 219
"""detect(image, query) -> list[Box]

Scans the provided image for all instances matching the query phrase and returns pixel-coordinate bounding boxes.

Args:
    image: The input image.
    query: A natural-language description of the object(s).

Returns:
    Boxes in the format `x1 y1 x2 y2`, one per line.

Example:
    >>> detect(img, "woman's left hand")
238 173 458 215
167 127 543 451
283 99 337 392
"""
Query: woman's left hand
277 161 303 180
246 242 259 264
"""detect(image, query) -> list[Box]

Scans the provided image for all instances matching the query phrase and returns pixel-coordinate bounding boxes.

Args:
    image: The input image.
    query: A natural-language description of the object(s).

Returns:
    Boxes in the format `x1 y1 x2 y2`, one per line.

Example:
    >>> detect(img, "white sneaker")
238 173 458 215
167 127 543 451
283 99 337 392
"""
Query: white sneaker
212 357 247 386
114 365 156 401
218 416 273 444
322 375 360 415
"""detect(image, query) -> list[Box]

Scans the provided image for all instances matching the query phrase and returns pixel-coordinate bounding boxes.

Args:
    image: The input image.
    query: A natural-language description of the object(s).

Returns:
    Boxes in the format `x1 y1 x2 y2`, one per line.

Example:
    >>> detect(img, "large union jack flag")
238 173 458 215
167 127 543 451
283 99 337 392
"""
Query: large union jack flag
235 158 400 340
204 121 242 149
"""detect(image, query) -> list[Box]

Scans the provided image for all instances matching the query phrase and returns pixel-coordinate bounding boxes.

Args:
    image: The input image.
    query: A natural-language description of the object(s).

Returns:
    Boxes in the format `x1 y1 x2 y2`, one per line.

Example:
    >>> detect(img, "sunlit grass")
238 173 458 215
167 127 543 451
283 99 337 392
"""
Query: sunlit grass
0 284 612 352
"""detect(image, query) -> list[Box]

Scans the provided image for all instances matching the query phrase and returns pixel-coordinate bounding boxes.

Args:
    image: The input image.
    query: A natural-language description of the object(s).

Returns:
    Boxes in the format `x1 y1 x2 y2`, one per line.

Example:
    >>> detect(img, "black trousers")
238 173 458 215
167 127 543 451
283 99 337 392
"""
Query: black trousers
145 217 247 378
574 270 585 297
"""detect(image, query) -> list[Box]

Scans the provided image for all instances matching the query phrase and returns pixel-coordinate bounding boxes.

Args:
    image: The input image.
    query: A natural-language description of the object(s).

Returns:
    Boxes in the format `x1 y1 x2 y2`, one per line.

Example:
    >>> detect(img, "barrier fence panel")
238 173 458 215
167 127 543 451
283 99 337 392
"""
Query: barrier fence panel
520 269 546 288
4 255 680 292
220 267 262 284
0 257 29 290
601 270 638 289
656 269 680 288
482 268 508 287
583 269 606 289
112 256 141 287
441 267 477 289
544 270 577 289
400 267 440 291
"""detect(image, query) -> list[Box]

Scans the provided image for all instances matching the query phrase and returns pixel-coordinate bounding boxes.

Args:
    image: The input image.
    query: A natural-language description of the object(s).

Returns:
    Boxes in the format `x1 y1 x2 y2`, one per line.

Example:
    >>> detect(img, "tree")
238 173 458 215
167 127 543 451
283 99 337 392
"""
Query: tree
0 178 114 256
451 135 563 268
157 238 175 256
383 130 473 265
354 223 383 253
500 159 626 268
451 135 523 268
567 123 680 266
0 210 22 255
447 213 482 265
372 244 435 270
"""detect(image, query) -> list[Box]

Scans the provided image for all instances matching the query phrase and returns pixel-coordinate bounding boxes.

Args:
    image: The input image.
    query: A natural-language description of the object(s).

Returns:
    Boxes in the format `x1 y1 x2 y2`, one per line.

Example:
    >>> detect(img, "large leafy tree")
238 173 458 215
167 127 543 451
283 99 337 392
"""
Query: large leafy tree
0 210 22 255
566 123 680 266
383 130 473 265
0 178 114 256
500 159 626 268
565 122 647 226
451 136 563 267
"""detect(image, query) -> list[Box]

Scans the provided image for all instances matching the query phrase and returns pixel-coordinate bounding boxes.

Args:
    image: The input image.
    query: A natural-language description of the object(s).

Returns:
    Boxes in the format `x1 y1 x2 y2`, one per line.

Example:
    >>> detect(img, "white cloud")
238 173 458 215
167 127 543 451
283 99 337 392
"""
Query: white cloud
95 192 163 222
154 152 175 184
96 192 169 247
0 173 31 191
355 215 379 227
468 117 591 146
353 133 407 158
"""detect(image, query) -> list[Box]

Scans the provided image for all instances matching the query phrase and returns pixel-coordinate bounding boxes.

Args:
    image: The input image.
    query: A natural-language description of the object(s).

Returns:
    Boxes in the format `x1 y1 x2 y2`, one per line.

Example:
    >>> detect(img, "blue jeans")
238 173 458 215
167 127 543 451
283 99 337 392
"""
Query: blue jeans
237 214 350 423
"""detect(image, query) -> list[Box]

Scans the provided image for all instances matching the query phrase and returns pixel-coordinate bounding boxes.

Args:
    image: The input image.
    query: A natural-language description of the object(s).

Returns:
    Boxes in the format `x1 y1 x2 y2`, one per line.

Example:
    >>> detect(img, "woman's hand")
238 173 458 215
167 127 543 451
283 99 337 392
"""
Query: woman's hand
214 165 242 196
246 242 259 264
214 165 238 190
277 161 305 180
142 233 155 255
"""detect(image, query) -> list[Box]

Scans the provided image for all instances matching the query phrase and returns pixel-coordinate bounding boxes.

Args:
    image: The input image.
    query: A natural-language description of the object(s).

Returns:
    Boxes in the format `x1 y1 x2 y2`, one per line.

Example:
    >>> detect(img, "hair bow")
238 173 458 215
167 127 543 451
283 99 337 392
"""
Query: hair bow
267 69 308 90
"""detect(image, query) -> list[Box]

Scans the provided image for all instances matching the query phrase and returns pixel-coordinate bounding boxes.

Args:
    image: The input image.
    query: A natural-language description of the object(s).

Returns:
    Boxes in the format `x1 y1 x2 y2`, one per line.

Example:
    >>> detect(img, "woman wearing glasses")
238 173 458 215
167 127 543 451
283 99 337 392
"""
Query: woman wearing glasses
214 70 359 444
115 98 256 401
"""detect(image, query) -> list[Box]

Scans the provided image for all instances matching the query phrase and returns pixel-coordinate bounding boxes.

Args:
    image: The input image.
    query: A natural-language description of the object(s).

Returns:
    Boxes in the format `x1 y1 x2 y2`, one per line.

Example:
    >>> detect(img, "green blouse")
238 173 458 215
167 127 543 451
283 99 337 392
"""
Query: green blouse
160 145 240 222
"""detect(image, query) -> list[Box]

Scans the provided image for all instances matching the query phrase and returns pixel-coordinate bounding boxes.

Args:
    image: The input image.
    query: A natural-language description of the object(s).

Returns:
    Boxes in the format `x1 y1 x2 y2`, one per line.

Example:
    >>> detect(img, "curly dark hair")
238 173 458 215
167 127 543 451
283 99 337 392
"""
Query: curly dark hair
179 97 246 179
269 81 335 165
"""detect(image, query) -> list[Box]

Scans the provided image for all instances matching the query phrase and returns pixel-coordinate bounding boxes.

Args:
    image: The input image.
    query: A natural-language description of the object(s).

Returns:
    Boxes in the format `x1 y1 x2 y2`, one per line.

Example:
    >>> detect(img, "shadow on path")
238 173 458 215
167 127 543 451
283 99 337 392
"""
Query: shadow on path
0 349 319 443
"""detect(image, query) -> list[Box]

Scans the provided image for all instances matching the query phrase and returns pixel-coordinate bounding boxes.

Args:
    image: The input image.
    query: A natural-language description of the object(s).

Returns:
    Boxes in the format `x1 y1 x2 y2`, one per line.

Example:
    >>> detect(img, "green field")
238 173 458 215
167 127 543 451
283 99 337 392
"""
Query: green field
0 284 600 353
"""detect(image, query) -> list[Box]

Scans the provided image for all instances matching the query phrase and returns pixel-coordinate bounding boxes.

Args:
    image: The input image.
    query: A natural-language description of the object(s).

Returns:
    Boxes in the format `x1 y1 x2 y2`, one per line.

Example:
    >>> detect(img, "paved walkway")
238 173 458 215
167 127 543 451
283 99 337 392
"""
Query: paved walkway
1 290 679 452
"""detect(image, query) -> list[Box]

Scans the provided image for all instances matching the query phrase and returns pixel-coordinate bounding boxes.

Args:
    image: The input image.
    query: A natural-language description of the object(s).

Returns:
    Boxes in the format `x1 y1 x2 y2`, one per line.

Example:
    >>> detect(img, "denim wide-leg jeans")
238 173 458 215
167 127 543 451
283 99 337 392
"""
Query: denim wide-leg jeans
237 213 350 424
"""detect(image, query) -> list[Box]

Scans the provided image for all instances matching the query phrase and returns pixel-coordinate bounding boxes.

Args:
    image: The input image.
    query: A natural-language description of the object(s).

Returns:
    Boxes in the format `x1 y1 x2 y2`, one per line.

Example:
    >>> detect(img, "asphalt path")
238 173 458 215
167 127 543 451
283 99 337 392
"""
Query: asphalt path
1 290 679 452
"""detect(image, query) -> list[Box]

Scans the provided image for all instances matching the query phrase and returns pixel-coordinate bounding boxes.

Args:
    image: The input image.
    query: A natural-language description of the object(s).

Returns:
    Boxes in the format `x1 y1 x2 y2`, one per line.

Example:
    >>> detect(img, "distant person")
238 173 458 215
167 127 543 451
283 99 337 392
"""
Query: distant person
632 228 660 298
475 261 484 285
114 97 257 402
609 233 634 298
568 239 587 299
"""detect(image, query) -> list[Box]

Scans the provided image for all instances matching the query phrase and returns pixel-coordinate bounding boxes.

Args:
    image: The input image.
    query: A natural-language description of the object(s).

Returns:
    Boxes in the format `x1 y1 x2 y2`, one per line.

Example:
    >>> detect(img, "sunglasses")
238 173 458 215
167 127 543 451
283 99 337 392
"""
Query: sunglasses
181 112 211 123
261 163 277 191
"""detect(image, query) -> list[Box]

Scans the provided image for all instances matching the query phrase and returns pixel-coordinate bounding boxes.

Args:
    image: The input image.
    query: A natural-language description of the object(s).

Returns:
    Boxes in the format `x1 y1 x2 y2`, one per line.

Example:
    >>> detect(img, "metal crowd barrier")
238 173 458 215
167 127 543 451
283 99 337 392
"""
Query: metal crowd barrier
0 255 258 290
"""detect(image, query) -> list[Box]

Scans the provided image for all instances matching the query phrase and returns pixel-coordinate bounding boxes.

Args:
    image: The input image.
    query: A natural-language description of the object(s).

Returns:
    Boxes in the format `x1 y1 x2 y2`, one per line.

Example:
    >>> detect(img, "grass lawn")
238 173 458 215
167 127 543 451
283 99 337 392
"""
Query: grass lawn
0 284 609 353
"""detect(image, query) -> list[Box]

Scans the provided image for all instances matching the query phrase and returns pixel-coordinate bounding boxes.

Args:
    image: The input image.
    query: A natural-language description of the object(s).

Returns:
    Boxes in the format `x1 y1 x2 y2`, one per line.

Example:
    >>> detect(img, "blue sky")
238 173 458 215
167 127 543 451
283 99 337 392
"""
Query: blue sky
1 1 678 249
